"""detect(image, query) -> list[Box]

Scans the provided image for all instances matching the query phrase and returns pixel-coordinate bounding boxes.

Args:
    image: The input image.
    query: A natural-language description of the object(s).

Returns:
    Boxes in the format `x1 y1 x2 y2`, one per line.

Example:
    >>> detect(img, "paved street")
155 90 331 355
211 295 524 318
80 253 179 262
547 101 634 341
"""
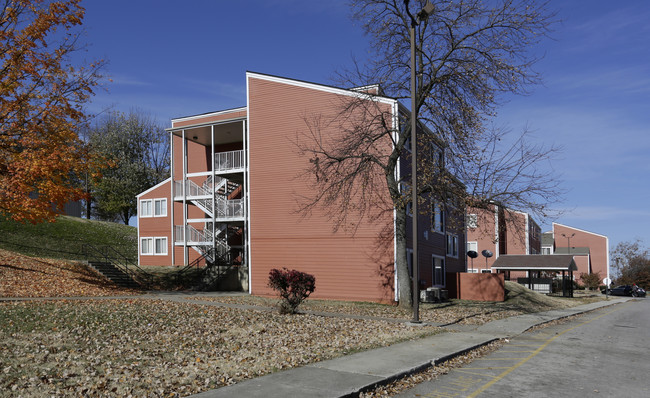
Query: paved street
394 299 650 398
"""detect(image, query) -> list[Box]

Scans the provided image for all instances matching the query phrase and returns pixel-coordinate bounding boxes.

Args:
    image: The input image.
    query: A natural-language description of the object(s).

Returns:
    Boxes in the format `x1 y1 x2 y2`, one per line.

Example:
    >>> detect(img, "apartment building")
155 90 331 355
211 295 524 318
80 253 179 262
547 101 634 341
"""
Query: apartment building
465 204 541 273
137 72 466 302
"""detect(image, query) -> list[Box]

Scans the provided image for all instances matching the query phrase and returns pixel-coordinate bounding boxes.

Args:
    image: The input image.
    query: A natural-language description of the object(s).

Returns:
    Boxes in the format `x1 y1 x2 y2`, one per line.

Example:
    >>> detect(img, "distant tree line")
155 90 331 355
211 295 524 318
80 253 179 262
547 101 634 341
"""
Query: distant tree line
612 239 650 289
82 110 169 224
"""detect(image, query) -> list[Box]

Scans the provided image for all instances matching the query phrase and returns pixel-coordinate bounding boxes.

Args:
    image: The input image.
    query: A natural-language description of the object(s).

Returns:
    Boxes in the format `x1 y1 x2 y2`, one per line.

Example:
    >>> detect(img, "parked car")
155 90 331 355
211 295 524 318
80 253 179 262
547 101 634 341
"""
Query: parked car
603 285 646 297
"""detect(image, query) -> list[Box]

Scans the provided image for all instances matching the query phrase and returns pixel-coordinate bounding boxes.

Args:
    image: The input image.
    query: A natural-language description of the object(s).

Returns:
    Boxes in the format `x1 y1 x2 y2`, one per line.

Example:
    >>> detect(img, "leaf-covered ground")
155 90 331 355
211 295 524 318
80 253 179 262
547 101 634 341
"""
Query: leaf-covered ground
0 249 139 298
191 282 604 326
0 299 441 397
0 248 605 397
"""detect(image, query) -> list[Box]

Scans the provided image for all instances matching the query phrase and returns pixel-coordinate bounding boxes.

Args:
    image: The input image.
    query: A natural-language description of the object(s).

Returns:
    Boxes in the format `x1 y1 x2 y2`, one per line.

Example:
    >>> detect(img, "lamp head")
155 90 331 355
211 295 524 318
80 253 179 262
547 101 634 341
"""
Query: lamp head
418 1 435 20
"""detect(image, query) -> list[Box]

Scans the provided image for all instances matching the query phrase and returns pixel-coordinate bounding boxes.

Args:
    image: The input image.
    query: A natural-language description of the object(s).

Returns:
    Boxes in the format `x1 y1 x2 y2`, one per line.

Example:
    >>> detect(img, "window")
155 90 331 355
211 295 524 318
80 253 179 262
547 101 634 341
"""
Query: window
481 269 492 274
431 203 444 233
154 198 167 217
141 198 167 218
467 268 479 273
467 213 478 229
141 237 167 255
140 200 152 217
467 241 478 253
542 247 552 255
154 237 168 255
446 234 458 257
140 237 153 255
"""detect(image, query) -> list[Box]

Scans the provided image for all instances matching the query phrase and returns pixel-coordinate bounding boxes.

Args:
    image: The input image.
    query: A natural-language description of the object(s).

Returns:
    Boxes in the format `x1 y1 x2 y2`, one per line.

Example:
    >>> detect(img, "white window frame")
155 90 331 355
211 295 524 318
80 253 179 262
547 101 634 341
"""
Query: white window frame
467 241 478 253
154 237 168 255
140 237 153 255
467 268 479 273
140 199 153 218
467 213 478 229
154 198 167 217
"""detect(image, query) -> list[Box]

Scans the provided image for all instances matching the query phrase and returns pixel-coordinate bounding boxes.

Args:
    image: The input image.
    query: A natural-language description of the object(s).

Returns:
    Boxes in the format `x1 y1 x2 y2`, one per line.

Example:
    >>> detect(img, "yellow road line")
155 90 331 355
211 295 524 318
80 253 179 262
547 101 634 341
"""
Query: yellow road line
461 367 513 370
453 369 504 378
465 304 626 398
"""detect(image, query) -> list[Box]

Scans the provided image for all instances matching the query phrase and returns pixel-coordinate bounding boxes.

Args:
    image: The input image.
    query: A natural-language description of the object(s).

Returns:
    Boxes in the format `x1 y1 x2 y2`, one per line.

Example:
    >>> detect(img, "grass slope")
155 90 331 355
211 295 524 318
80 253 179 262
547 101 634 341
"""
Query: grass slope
0 215 137 260
0 248 139 297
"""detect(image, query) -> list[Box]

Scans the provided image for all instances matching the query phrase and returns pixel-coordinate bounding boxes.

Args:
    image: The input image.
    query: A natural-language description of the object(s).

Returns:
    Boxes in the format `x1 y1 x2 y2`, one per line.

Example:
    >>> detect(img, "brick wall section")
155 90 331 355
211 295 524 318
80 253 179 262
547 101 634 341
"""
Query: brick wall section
554 223 609 278
138 180 172 266
446 272 505 301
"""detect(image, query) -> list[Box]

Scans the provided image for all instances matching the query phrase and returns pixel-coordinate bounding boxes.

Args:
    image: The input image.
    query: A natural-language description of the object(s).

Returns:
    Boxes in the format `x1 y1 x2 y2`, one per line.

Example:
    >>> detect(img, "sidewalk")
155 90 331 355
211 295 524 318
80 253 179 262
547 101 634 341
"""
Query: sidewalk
190 297 629 398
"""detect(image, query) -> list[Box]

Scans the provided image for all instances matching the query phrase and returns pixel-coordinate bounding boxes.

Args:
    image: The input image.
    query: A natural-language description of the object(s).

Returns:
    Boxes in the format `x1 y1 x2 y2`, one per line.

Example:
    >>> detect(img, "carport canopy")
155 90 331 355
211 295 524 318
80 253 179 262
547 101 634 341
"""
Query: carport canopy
491 255 577 297
491 254 578 272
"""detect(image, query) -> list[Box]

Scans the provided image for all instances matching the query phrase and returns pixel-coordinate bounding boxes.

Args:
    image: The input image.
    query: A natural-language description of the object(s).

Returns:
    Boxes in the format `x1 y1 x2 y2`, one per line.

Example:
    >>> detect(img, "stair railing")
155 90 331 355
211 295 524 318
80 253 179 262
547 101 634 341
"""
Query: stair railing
81 243 153 287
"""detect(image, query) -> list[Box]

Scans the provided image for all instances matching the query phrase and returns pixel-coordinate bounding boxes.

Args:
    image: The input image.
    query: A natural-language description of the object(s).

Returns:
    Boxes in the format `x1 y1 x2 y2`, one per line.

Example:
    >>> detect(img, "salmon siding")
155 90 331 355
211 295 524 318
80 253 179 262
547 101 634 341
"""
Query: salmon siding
136 72 466 302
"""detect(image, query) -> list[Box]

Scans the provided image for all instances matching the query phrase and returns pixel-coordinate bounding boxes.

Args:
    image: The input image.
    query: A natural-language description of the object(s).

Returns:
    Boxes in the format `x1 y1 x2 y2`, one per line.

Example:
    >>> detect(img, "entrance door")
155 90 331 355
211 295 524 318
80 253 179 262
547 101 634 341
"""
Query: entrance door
432 256 445 286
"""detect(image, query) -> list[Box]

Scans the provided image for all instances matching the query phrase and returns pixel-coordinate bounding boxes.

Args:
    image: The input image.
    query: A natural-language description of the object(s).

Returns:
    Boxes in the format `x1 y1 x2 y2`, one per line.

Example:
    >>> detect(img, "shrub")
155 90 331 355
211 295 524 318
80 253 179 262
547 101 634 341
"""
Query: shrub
268 268 316 314
579 272 601 290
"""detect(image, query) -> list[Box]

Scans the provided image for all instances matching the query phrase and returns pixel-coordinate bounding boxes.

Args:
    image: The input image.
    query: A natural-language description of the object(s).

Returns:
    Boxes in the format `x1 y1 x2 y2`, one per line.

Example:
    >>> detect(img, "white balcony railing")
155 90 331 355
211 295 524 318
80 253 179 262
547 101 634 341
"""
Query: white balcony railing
215 197 245 219
214 150 244 172
173 180 204 200
175 225 211 244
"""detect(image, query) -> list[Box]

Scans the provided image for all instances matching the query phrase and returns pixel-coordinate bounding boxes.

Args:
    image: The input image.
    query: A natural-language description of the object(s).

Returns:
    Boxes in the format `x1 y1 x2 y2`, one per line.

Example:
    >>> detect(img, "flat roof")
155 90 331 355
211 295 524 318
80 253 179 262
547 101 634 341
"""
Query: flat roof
554 247 590 255
492 255 577 271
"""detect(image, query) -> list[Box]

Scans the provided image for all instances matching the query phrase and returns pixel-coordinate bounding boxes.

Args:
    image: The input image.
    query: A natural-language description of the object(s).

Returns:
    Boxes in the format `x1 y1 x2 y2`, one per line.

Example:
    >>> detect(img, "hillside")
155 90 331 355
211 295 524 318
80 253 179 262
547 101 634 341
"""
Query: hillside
0 216 140 297
0 215 137 260
0 248 139 297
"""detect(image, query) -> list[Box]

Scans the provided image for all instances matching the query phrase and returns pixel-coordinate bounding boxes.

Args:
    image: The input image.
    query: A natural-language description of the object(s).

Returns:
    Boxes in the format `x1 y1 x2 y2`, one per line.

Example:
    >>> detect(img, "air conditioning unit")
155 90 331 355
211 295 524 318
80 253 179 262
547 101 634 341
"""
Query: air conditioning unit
420 289 435 303
421 287 447 303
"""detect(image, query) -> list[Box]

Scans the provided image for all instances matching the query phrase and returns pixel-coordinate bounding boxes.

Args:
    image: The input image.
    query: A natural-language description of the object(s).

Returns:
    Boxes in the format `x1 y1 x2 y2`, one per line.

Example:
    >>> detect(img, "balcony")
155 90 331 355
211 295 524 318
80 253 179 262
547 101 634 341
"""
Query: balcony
214 150 245 173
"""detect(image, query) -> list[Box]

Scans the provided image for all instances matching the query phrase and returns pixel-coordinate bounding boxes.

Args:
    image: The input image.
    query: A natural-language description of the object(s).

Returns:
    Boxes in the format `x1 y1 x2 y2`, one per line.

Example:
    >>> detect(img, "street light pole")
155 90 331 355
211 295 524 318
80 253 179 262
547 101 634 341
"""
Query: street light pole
562 233 575 254
406 0 434 324
409 17 420 324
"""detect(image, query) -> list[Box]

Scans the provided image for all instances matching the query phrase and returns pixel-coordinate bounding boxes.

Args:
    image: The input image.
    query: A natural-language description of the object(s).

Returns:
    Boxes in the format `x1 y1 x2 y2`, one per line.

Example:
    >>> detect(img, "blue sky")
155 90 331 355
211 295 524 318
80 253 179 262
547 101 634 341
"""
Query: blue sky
80 0 649 250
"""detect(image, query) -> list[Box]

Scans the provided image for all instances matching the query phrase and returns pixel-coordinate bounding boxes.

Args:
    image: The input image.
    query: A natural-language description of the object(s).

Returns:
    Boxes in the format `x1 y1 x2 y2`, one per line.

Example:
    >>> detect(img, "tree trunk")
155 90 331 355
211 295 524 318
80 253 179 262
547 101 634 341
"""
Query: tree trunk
395 207 412 309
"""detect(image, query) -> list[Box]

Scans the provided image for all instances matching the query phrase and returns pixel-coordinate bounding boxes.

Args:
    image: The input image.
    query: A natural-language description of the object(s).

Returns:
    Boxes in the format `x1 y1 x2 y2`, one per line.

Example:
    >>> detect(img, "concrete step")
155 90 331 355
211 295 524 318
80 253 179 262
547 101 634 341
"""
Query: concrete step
88 261 140 288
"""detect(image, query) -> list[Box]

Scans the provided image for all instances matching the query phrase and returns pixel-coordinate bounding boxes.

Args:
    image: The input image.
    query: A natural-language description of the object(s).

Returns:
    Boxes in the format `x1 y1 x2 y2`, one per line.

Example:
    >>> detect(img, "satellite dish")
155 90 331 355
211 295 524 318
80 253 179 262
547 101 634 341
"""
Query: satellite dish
467 250 478 259
481 250 493 258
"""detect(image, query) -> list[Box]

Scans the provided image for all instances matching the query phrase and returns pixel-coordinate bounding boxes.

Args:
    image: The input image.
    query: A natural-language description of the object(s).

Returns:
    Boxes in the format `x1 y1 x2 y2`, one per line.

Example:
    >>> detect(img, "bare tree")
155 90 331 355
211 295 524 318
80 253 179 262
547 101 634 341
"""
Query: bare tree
300 0 560 309
611 240 650 288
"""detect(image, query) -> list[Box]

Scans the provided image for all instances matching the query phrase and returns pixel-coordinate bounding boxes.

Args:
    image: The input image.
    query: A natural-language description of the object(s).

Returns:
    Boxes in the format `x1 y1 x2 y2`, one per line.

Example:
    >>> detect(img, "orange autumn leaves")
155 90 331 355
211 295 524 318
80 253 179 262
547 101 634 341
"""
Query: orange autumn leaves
0 0 104 223
0 248 137 297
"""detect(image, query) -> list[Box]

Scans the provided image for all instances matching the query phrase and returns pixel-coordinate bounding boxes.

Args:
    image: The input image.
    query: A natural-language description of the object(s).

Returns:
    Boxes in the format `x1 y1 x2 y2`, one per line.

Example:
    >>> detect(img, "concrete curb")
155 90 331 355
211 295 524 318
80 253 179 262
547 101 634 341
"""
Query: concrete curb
190 297 629 398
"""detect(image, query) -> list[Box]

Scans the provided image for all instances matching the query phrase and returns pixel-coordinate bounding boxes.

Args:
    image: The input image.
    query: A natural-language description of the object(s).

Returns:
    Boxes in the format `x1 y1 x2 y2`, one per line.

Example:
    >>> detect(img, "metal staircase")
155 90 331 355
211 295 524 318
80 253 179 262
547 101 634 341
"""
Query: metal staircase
174 176 244 273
